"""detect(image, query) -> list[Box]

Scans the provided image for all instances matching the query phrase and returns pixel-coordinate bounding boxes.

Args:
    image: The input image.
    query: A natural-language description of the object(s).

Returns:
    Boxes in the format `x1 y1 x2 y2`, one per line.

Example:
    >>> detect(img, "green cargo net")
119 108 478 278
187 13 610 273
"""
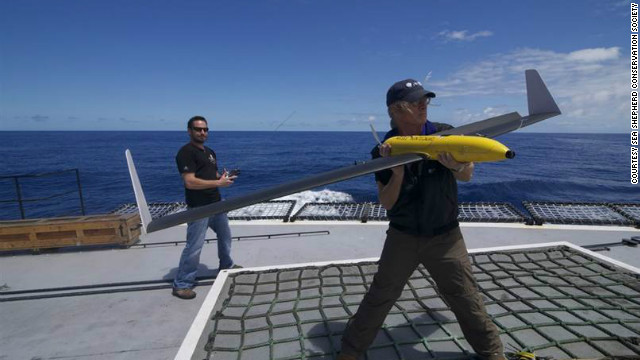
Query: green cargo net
201 246 640 359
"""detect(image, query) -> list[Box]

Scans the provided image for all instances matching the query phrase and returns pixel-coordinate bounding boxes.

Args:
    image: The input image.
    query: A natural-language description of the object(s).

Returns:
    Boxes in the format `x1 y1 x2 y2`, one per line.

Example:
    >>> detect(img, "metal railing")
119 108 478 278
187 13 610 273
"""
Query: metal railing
0 169 86 219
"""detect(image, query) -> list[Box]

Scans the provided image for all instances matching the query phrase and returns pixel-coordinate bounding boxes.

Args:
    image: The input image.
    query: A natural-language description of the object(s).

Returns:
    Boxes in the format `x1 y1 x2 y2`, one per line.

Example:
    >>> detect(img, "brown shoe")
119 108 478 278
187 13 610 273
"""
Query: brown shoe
172 287 196 300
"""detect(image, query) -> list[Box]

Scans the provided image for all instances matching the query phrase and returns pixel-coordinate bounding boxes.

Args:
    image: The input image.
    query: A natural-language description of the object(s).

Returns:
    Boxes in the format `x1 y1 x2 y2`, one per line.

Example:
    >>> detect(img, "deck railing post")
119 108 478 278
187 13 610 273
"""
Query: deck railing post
14 177 25 219
75 169 86 215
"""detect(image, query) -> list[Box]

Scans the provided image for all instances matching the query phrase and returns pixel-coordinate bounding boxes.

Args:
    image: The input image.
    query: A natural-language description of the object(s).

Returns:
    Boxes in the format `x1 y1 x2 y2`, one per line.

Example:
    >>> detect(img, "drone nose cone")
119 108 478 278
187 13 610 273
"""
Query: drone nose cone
505 150 516 159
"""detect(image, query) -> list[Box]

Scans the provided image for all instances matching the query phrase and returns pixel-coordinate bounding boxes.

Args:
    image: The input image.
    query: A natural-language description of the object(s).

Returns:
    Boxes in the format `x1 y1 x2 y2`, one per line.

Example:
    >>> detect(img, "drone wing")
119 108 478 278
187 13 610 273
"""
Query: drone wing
145 154 423 232
143 69 561 233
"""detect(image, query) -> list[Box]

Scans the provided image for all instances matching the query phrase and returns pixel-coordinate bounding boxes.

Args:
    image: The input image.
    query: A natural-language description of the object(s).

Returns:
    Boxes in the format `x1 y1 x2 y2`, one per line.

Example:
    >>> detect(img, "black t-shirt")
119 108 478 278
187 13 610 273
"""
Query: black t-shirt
372 122 453 185
371 122 459 236
176 143 221 207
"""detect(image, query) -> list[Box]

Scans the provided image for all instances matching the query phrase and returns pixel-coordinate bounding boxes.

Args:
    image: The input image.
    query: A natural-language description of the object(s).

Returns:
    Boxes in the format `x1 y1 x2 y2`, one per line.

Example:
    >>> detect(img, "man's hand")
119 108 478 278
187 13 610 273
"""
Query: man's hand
437 152 473 182
217 171 237 187
437 152 467 172
379 143 404 174
377 143 404 210
183 172 236 190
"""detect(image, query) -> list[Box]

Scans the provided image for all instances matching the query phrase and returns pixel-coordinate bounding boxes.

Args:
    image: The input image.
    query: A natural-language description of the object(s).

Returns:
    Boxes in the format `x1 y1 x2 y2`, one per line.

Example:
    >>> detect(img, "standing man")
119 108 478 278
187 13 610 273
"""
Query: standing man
173 115 239 300
338 80 504 359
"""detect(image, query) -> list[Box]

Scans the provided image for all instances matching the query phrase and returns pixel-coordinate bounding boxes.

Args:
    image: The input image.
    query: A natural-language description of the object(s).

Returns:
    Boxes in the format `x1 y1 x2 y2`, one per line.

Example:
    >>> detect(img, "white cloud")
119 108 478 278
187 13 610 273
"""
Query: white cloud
451 106 509 124
482 106 507 117
611 0 630 10
567 47 620 62
438 30 493 42
336 113 381 127
430 47 626 131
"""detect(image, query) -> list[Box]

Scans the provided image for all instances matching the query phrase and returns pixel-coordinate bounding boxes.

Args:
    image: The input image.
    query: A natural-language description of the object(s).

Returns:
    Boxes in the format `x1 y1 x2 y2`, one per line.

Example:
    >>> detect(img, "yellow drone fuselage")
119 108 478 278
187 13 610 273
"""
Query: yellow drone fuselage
384 135 515 163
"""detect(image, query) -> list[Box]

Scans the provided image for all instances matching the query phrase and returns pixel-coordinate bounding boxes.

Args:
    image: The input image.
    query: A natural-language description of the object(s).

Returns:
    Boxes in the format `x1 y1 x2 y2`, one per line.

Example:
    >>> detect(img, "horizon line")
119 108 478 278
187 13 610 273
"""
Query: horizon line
0 130 630 135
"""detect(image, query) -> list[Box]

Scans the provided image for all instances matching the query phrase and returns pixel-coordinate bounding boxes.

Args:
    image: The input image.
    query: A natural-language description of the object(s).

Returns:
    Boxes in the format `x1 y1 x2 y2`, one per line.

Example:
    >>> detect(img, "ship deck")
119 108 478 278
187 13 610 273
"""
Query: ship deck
2 221 640 360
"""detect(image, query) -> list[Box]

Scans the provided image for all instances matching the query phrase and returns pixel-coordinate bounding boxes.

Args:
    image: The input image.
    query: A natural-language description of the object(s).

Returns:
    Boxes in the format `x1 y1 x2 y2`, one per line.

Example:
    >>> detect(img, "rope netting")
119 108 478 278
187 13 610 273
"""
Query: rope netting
229 201 297 221
366 204 388 222
202 246 640 360
523 202 636 226
290 203 530 224
111 202 182 219
458 203 530 223
112 201 296 221
290 203 370 222
112 201 640 226
611 204 640 227
170 201 297 221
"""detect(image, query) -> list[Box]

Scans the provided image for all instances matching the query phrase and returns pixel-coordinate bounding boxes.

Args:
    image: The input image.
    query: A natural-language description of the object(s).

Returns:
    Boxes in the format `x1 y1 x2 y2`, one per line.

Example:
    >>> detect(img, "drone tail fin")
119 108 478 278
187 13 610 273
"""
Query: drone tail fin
125 149 152 234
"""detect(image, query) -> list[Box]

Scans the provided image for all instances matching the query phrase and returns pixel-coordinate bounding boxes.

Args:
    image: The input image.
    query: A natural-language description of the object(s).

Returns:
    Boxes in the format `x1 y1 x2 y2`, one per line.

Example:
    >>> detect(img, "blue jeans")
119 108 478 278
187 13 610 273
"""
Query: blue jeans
173 213 234 289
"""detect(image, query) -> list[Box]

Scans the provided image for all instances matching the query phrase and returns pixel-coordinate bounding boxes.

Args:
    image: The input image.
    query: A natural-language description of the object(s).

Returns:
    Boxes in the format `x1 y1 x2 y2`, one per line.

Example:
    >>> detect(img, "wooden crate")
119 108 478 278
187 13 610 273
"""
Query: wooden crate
0 213 142 251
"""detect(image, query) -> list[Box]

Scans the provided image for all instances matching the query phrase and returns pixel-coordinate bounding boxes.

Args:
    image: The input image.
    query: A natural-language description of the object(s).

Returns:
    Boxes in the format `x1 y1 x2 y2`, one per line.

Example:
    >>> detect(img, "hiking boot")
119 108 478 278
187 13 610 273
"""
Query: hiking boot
232 264 243 269
172 287 196 300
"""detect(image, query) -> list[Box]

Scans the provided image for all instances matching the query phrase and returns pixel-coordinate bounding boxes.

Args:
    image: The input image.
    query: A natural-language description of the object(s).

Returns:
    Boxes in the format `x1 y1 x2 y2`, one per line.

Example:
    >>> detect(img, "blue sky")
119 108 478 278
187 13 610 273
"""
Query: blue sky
0 0 631 132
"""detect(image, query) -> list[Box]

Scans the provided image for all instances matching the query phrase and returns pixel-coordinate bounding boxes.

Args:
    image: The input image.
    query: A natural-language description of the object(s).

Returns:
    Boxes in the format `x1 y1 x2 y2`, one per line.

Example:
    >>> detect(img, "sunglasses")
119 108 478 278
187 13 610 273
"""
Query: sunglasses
411 97 431 106
191 126 209 133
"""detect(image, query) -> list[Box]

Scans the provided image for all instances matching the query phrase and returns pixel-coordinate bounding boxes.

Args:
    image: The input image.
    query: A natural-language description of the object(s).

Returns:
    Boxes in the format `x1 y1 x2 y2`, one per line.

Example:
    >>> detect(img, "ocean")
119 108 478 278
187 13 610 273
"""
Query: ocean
0 131 636 220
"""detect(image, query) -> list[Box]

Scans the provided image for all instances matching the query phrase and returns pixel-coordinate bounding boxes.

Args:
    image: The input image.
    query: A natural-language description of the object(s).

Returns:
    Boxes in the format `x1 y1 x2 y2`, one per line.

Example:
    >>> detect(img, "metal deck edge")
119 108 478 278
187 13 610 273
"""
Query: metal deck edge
223 220 639 232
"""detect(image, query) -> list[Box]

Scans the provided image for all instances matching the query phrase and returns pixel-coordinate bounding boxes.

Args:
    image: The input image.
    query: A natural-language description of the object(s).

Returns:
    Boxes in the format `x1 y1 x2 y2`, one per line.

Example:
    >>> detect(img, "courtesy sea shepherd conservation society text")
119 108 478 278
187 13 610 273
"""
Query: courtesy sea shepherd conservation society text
632 3 638 184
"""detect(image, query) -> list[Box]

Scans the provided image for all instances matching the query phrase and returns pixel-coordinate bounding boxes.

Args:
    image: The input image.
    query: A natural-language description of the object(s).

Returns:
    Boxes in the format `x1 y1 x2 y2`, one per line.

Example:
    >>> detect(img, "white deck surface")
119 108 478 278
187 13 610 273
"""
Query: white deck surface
1 221 639 360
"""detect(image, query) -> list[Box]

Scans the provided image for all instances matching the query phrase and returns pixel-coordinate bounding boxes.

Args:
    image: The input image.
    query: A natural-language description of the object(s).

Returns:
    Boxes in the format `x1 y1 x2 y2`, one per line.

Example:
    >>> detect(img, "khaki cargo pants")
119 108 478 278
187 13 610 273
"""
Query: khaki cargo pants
340 226 503 360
